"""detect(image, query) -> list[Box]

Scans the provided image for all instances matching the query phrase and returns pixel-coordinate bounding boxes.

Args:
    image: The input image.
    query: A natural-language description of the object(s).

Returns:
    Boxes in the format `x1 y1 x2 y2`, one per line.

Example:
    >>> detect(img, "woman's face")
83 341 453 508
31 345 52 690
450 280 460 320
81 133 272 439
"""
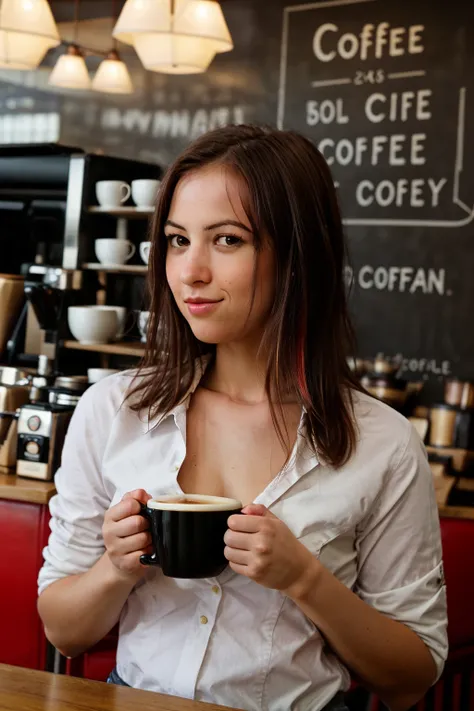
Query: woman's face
165 165 275 346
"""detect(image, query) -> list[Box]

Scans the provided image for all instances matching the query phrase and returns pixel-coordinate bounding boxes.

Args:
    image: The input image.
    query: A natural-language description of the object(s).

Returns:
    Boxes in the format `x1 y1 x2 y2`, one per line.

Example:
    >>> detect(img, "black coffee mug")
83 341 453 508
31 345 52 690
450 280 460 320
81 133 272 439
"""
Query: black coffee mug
140 494 242 578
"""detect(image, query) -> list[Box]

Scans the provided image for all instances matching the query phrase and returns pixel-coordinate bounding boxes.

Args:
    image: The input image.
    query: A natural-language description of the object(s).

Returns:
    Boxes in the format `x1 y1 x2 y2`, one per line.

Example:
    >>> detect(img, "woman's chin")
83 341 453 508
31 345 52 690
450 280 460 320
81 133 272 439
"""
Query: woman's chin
188 325 234 345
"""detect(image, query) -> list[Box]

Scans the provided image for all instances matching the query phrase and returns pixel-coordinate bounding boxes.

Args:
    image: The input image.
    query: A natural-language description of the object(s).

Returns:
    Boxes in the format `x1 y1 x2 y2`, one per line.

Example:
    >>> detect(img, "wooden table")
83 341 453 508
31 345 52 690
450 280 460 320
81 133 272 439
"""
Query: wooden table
0 664 238 710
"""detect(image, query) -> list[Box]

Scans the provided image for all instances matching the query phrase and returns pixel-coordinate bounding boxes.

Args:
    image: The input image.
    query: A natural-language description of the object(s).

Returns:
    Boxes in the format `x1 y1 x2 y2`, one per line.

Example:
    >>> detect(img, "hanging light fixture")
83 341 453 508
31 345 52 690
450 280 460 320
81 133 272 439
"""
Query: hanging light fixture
49 0 91 90
92 49 133 92
112 0 233 75
92 1 133 94
0 0 60 70
173 0 233 53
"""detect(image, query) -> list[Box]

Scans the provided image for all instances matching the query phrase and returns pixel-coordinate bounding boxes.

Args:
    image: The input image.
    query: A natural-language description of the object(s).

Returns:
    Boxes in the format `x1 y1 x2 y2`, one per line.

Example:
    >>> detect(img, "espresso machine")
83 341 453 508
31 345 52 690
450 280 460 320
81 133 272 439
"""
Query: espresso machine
0 144 161 368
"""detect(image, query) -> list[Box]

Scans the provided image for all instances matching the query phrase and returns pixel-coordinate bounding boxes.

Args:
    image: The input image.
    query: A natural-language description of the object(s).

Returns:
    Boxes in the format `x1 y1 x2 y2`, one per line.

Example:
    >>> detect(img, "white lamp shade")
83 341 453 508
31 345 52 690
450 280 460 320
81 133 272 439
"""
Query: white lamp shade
173 0 233 53
49 53 92 90
112 0 171 45
0 30 58 69
92 57 134 94
0 0 60 69
134 32 216 73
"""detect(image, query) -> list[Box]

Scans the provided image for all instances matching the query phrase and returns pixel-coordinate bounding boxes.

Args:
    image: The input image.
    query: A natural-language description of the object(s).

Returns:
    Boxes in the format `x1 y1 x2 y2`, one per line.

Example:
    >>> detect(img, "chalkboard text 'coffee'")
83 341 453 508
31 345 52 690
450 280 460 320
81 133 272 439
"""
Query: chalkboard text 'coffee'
313 22 425 62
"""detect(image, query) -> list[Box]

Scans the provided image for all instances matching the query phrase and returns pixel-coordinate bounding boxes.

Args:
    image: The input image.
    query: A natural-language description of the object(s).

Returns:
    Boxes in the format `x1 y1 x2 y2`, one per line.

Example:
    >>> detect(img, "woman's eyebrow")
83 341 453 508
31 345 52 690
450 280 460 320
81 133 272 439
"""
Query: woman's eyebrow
165 219 186 230
204 220 253 233
164 219 252 233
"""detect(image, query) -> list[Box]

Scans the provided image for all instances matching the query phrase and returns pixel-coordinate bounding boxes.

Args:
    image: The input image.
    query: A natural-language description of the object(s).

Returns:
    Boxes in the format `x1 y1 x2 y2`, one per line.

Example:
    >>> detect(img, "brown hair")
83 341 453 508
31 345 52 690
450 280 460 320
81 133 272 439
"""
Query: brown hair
128 124 362 468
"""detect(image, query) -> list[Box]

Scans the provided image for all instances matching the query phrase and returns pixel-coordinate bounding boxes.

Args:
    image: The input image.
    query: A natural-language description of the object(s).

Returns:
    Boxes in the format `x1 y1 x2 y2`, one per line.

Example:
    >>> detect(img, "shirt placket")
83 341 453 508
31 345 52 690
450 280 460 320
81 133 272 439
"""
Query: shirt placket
171 579 223 698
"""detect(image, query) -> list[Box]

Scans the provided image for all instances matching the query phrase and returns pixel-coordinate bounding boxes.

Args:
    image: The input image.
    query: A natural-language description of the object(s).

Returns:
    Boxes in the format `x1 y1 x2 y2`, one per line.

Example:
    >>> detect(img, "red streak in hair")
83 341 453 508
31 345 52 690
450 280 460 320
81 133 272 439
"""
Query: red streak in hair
297 315 310 403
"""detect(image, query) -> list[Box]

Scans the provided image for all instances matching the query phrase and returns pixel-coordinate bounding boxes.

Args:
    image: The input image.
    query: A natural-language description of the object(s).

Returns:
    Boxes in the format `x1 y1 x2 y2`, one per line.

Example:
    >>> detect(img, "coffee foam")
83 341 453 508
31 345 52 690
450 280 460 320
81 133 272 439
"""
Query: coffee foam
147 494 242 512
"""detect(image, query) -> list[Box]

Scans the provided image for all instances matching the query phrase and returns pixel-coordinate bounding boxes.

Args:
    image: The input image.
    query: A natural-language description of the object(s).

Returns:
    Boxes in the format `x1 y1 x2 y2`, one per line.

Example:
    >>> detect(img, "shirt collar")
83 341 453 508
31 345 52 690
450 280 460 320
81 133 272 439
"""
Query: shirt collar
139 355 212 433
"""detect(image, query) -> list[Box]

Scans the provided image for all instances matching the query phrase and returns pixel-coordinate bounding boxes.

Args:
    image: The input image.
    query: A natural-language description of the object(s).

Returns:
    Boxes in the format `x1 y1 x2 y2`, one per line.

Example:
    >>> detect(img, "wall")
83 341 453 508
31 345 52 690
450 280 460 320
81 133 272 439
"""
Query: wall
1 0 473 382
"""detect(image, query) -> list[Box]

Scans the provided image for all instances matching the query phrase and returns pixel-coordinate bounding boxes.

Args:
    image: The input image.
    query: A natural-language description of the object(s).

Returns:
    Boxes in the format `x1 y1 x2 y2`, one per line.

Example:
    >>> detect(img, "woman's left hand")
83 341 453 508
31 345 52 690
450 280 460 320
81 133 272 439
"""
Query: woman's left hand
224 504 317 593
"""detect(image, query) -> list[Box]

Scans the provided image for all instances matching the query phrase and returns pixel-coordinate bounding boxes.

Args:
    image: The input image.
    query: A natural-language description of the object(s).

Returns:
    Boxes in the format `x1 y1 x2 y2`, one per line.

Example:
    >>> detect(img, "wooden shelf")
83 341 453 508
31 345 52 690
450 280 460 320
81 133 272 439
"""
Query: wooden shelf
82 262 148 275
62 340 145 357
88 206 154 218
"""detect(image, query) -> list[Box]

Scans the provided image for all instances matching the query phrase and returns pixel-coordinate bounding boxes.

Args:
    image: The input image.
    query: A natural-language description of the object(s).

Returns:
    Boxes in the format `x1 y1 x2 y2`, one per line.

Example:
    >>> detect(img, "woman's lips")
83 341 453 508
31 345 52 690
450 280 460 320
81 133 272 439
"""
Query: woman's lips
185 300 223 316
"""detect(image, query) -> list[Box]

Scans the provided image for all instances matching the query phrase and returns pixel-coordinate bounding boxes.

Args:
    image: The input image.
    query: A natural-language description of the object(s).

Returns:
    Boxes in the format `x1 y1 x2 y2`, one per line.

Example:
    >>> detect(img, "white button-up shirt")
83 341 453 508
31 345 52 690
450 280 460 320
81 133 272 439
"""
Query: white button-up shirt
38 367 447 711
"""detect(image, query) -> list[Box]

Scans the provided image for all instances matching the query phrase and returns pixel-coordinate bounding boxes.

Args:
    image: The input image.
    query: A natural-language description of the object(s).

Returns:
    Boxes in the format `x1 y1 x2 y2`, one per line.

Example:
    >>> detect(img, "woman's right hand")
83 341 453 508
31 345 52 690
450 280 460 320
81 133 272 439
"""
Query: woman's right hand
102 489 153 581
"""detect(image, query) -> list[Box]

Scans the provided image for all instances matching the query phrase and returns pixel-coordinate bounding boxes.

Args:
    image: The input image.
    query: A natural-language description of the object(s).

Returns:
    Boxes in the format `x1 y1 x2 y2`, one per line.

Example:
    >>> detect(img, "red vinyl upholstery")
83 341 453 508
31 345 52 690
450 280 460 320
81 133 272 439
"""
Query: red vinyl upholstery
440 517 474 651
0 500 50 670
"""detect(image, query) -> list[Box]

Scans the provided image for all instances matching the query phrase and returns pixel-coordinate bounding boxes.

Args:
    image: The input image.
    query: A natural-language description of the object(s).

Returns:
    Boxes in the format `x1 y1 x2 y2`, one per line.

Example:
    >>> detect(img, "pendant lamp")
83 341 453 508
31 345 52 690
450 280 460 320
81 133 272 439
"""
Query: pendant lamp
0 0 60 70
112 0 233 74
92 49 133 93
92 1 133 94
49 0 91 90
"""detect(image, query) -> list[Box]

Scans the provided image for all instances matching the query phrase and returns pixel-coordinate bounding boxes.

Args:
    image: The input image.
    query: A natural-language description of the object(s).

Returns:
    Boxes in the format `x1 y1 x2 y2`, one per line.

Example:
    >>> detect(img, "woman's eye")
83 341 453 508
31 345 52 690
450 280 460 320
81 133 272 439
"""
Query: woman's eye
216 234 243 247
167 234 188 248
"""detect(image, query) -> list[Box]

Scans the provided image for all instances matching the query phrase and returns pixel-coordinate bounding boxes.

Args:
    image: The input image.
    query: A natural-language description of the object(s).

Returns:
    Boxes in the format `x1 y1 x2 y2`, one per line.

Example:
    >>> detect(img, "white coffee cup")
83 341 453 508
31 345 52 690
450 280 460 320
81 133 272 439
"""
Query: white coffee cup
87 368 119 384
131 179 160 208
95 238 136 265
138 310 149 343
140 241 151 264
96 180 131 208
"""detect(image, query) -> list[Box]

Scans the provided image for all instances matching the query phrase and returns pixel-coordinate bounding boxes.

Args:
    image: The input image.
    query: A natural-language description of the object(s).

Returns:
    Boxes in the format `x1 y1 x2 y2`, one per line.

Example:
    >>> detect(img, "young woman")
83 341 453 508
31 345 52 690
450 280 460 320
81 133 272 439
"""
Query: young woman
38 125 447 711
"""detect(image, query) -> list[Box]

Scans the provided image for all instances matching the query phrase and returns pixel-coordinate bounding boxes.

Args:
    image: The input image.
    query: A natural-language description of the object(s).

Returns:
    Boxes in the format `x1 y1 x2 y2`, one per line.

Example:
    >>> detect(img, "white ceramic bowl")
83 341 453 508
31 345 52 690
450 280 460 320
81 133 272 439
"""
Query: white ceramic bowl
87 368 120 384
96 306 127 340
67 306 118 344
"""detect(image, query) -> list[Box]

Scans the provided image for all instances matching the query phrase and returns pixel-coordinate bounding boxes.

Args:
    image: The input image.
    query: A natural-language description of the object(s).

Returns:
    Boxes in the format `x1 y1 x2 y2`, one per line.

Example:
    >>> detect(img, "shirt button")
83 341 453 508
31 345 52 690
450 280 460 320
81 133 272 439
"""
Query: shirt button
211 585 220 594
200 615 208 625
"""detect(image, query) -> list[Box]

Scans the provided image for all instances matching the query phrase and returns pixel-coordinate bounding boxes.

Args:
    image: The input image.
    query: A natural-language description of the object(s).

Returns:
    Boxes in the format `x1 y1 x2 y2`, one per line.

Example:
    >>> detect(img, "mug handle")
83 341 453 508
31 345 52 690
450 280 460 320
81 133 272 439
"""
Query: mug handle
125 242 136 260
139 503 160 566
120 183 131 204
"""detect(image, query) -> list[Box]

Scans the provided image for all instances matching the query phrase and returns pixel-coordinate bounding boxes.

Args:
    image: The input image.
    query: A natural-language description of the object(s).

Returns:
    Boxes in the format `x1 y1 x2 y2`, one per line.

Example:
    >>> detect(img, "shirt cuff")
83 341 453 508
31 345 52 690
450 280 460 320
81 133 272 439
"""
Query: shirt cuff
356 562 448 682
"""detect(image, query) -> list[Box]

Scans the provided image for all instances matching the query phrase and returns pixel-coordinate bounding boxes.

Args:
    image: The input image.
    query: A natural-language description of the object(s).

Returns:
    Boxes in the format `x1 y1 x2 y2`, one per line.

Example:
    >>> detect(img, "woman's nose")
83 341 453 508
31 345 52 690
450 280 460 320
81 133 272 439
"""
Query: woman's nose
180 246 212 286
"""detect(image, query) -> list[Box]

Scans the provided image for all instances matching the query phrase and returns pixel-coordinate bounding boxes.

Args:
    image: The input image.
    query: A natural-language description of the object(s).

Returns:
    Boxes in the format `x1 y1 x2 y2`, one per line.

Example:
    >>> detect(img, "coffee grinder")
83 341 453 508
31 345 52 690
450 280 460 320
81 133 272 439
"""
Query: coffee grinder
16 399 74 480
16 369 87 481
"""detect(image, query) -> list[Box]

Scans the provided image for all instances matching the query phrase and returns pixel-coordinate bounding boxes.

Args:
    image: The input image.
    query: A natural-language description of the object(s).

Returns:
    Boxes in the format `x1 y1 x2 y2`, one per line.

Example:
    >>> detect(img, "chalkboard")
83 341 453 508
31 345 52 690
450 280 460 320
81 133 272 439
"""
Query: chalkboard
277 0 474 384
1 0 473 383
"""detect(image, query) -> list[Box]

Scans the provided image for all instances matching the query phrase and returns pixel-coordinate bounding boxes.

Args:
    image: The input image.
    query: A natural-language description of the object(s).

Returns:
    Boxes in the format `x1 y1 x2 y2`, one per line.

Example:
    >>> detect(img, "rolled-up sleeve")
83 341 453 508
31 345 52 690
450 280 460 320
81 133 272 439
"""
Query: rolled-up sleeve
37 379 117 596
355 424 448 680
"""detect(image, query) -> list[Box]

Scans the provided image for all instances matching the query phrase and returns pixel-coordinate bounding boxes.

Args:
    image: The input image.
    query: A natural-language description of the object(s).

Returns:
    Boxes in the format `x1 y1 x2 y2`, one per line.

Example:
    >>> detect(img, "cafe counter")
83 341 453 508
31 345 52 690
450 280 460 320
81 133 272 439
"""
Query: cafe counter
0 470 56 505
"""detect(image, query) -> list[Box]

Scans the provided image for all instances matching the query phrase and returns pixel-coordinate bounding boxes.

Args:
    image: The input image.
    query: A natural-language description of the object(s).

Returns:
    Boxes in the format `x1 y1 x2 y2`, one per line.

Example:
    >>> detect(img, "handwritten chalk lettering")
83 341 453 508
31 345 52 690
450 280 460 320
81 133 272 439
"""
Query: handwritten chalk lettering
365 90 432 123
318 133 426 167
356 178 447 208
354 69 386 85
313 23 425 63
358 266 445 294
306 99 349 126
390 354 452 376
101 106 245 140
